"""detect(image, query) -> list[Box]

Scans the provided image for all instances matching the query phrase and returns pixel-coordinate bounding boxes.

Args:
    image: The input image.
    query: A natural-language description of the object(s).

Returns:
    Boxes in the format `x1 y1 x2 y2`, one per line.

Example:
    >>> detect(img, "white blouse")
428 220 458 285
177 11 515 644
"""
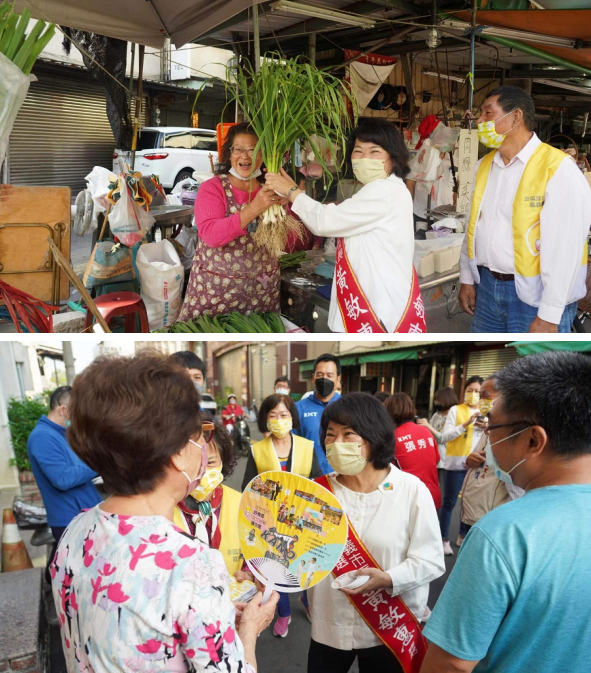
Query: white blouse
291 175 415 333
308 465 445 651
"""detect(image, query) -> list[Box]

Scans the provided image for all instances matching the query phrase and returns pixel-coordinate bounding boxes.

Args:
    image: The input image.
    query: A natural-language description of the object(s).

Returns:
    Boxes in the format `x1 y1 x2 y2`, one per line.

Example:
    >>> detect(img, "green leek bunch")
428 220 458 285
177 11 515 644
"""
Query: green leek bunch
203 54 357 256
0 3 55 75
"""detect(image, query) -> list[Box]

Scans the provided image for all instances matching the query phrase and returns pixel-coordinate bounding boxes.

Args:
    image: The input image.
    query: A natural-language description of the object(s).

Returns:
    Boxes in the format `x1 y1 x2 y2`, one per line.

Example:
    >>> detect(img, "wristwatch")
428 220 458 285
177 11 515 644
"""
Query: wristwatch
287 185 299 199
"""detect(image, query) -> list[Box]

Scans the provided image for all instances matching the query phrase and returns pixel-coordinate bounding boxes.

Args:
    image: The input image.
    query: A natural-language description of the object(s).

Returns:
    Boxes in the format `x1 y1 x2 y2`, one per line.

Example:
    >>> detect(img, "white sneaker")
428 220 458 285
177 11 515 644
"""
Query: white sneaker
442 540 454 556
456 535 465 547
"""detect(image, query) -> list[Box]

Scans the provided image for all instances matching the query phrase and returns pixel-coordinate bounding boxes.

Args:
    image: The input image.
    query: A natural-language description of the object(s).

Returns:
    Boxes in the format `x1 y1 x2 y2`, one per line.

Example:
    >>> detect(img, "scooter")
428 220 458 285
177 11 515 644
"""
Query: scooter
233 416 251 457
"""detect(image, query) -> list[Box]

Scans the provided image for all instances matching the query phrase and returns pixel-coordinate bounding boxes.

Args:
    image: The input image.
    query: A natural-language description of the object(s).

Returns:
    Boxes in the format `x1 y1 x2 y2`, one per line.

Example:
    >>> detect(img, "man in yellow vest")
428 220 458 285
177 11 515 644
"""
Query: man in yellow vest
459 85 591 333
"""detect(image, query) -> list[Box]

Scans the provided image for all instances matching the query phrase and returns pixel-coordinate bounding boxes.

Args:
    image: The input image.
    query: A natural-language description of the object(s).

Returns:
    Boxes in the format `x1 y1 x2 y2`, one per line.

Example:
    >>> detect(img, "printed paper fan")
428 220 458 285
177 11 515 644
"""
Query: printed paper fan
239 471 348 603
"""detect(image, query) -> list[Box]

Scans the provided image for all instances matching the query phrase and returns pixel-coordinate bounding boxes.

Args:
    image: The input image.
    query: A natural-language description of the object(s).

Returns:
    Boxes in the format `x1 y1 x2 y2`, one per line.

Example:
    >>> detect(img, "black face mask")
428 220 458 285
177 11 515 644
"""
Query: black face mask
433 402 443 412
315 377 335 398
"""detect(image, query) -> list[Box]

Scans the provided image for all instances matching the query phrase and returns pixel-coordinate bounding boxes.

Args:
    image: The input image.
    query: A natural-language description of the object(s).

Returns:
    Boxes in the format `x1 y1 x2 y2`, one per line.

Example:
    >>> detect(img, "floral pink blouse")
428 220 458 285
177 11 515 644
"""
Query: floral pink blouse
51 505 251 673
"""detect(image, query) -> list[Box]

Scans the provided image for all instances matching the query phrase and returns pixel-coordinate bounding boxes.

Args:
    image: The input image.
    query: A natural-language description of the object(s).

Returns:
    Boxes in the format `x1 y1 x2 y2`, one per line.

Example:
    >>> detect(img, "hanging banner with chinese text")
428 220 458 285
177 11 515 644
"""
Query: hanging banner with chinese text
239 471 348 593
457 129 479 215
335 239 426 334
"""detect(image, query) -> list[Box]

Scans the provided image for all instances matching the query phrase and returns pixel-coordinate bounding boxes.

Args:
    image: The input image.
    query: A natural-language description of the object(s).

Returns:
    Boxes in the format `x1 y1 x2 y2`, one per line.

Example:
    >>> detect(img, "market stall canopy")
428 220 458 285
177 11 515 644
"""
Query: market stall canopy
455 9 591 71
508 341 591 355
13 0 266 49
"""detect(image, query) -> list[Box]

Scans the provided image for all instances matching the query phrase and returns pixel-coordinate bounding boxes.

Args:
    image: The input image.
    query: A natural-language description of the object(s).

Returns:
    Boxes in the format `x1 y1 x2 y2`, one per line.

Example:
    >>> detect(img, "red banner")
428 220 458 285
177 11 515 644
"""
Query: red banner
335 239 427 333
317 475 428 673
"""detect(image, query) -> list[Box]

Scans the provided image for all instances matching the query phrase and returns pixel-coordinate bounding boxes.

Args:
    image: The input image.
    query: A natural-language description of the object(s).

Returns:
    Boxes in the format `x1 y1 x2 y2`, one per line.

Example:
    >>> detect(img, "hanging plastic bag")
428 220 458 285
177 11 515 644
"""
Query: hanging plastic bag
108 180 155 247
429 123 461 153
85 166 113 215
136 240 184 330
0 53 33 167
408 142 441 183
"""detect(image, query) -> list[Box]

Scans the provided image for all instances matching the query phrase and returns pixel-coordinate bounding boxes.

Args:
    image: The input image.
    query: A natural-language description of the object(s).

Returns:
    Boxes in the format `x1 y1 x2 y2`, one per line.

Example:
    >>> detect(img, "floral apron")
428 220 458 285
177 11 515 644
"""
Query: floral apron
179 175 280 320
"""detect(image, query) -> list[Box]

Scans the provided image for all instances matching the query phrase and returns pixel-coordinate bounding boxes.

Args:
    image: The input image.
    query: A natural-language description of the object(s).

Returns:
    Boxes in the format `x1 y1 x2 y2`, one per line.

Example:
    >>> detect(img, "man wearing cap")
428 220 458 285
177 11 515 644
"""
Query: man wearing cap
406 115 456 229
458 85 591 333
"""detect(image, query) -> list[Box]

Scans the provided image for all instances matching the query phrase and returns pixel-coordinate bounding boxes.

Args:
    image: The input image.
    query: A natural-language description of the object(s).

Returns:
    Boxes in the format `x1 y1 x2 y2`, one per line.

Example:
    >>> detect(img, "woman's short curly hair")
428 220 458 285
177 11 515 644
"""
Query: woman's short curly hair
68 352 202 496
346 118 410 180
201 412 237 478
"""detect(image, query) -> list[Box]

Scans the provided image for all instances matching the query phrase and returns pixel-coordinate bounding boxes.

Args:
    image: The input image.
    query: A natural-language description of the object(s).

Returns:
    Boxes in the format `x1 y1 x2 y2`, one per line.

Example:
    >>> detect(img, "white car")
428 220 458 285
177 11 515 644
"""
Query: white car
200 392 218 417
113 127 218 189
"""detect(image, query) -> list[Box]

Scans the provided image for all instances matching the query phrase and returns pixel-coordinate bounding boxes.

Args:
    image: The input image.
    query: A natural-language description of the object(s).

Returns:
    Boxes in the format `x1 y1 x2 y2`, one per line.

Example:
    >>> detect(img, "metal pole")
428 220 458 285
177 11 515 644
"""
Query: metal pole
130 44 145 171
253 3 260 72
62 342 76 385
468 0 477 117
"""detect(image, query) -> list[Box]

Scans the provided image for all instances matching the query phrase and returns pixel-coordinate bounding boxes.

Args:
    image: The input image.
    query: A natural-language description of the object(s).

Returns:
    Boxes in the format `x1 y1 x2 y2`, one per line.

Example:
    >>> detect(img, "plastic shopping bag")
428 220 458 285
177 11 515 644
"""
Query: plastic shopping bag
0 52 33 167
108 180 155 247
408 141 441 183
136 240 184 330
429 122 461 153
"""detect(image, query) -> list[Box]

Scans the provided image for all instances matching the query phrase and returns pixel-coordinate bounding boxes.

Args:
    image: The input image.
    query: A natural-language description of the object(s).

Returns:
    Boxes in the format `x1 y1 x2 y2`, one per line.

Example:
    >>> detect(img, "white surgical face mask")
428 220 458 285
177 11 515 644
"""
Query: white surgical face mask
229 167 262 181
275 388 289 396
485 427 529 485
351 158 389 184
182 439 209 498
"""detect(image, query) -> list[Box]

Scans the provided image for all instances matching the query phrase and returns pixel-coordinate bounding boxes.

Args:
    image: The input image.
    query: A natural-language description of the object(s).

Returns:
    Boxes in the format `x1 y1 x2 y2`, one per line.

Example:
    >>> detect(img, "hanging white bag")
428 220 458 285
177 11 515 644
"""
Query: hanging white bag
109 181 155 247
136 240 184 330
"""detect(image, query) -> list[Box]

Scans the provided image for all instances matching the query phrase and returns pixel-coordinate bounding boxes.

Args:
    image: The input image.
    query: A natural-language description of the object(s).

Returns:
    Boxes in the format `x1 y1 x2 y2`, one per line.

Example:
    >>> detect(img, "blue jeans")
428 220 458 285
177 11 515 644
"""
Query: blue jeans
471 267 577 333
439 469 469 541
278 591 291 618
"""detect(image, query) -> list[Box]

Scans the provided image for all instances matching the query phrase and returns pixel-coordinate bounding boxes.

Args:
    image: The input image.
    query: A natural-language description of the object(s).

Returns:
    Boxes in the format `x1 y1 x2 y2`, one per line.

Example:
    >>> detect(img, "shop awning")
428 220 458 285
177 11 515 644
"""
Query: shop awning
13 0 266 49
508 341 591 355
358 349 418 364
455 9 591 71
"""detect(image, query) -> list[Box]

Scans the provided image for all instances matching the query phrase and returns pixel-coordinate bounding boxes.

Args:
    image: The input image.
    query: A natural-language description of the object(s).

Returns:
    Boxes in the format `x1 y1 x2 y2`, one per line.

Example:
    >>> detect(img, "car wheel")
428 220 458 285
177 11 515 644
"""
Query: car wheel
174 169 194 186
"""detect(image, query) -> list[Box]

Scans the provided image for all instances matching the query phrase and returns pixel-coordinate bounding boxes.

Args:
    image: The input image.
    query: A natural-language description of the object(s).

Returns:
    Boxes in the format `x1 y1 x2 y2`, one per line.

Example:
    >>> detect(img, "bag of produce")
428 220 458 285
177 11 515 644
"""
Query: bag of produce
136 240 184 331
108 178 155 247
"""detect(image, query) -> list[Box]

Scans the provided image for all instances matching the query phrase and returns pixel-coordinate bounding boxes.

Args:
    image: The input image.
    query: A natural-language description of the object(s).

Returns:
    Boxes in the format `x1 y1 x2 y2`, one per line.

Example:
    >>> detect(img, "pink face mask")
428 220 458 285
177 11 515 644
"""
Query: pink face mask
181 439 209 498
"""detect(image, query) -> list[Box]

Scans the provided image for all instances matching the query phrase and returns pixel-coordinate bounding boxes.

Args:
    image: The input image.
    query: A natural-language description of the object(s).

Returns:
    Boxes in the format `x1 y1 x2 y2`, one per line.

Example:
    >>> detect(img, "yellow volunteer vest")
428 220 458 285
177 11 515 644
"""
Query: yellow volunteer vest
446 404 475 457
173 484 243 576
467 143 587 303
251 434 314 478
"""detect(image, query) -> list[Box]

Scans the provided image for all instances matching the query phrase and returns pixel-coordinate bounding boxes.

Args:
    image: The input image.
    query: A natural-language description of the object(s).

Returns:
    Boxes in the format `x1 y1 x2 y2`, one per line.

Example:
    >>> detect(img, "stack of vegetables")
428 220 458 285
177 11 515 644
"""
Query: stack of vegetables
0 4 55 166
154 311 287 334
205 54 357 256
0 4 55 75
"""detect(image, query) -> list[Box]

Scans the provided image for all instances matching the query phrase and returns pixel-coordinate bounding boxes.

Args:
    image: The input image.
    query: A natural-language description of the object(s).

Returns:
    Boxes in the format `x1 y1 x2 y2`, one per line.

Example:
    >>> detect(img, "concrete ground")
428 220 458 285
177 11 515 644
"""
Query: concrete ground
2 422 464 673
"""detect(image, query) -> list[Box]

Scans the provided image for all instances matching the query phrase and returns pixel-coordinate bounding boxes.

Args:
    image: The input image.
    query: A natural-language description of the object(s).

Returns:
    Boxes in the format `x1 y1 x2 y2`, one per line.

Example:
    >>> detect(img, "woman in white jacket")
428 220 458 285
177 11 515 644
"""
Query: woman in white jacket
265 119 425 334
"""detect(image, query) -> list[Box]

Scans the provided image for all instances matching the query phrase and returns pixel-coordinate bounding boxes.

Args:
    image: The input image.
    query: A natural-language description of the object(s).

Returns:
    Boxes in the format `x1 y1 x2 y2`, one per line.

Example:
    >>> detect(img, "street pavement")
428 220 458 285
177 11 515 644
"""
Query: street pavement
49 421 463 673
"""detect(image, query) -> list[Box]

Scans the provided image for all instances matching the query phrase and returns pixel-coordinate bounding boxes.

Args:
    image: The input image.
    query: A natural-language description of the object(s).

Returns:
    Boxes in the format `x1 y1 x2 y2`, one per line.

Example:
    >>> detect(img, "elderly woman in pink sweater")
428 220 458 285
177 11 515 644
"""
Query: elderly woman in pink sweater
179 123 287 320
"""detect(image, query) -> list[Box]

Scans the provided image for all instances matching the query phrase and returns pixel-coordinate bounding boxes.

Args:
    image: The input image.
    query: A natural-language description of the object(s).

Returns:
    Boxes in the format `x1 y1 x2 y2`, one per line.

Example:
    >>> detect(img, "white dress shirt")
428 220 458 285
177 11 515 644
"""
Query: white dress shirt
460 133 591 323
292 175 415 333
308 465 445 651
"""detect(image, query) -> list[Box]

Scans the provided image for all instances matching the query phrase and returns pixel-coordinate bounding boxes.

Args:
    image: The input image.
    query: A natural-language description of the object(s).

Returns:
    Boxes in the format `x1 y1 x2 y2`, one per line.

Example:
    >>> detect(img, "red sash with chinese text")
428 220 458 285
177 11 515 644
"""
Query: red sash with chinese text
317 475 428 673
335 239 427 334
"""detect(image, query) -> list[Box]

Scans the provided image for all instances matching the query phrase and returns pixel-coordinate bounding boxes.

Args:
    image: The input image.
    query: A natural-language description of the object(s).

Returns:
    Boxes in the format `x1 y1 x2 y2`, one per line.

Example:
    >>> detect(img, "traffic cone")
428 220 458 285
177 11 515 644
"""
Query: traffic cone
1 508 33 572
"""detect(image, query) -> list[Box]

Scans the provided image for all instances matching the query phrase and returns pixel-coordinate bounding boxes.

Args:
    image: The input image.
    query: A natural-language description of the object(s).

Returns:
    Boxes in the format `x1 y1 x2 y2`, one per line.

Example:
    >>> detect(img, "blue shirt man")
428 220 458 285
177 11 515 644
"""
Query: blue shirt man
27 387 101 531
420 351 591 673
295 354 341 475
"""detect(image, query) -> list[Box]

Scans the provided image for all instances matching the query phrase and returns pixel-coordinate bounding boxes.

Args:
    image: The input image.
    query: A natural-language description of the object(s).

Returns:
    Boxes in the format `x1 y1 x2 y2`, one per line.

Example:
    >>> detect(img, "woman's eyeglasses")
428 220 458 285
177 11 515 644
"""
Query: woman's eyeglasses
230 147 255 157
202 422 215 444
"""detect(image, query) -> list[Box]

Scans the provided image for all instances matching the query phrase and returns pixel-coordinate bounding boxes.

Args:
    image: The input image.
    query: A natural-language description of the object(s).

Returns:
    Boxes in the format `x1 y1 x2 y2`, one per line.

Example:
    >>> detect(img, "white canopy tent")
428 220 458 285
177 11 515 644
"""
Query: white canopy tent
13 0 265 49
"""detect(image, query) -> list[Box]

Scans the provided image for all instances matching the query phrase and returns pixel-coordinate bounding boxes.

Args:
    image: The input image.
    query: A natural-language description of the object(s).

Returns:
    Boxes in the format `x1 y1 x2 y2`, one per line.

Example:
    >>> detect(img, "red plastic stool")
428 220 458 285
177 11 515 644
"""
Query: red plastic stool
84 292 150 333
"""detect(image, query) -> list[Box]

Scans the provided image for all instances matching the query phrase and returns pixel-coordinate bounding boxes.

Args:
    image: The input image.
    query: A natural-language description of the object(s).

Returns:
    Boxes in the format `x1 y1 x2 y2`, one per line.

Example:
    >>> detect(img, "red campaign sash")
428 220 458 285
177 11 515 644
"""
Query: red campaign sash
335 239 427 334
317 475 428 673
